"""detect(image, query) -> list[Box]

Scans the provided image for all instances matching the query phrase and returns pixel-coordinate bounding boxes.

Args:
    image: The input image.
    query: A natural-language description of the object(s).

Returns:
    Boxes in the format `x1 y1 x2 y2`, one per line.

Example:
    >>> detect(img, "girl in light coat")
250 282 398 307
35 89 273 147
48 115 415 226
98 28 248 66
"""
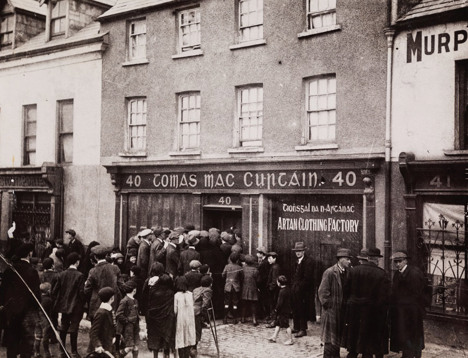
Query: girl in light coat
174 277 196 358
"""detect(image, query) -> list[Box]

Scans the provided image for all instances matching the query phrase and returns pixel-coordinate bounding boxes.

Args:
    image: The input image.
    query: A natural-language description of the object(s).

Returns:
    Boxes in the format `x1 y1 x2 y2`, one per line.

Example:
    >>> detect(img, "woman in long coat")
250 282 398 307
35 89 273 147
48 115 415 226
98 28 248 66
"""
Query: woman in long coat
174 276 196 358
241 254 259 325
141 262 175 358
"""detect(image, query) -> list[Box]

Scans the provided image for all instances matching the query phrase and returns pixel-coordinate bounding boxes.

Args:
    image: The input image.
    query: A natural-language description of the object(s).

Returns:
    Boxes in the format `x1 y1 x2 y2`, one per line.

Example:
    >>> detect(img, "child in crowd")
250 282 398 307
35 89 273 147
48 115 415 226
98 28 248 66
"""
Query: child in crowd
193 275 214 349
174 277 196 358
34 282 53 358
241 254 259 326
222 252 243 324
268 275 293 346
116 281 140 358
199 264 211 277
89 287 116 355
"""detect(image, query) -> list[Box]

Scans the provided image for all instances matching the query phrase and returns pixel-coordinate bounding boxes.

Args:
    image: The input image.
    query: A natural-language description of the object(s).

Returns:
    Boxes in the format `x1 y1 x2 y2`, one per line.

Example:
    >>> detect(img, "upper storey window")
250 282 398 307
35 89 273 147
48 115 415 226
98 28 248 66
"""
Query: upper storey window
307 0 336 30
51 0 67 38
306 75 336 143
239 0 263 42
178 92 201 150
0 14 14 50
238 85 263 147
178 8 201 53
128 19 146 61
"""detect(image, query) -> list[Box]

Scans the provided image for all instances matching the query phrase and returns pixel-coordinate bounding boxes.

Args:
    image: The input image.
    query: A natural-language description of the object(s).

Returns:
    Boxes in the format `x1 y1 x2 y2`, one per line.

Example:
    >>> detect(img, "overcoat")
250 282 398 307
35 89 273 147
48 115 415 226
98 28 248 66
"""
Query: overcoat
137 239 151 278
174 291 196 349
142 274 175 351
166 243 181 278
179 248 200 274
318 263 349 346
84 261 122 320
52 266 85 315
241 265 259 301
342 261 390 355
89 307 115 352
222 262 243 292
390 265 426 353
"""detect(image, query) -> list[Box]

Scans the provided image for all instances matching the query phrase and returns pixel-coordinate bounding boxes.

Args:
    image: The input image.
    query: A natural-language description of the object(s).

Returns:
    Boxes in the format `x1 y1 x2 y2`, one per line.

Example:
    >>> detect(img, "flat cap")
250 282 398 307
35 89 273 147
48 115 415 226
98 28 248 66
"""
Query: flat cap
390 251 409 260
256 246 267 254
98 287 115 302
138 228 152 238
189 260 202 269
65 229 76 237
91 245 110 256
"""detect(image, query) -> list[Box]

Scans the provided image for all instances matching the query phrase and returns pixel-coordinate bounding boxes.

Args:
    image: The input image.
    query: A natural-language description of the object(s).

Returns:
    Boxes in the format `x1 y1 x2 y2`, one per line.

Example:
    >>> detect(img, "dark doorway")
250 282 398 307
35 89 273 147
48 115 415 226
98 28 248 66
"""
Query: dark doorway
202 208 242 231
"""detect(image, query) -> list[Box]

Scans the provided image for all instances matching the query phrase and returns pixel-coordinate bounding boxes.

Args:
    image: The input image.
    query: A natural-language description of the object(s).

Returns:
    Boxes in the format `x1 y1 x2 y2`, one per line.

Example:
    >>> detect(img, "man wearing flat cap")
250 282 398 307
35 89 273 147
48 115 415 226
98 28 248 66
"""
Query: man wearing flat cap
342 247 390 358
136 228 153 279
318 247 352 358
166 231 182 279
256 246 270 320
66 229 85 267
148 226 168 271
84 245 122 321
1 243 40 358
389 251 426 358
291 241 315 338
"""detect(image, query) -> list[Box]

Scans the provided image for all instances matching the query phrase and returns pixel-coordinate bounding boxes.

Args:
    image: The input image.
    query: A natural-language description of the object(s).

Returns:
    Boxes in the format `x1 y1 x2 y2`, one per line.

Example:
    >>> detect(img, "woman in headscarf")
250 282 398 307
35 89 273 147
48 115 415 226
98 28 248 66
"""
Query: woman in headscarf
140 262 175 358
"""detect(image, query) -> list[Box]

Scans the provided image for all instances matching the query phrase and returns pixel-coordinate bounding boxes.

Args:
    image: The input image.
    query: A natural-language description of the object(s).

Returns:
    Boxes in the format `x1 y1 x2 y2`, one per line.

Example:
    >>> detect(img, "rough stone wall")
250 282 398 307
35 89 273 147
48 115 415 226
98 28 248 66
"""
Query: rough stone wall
68 0 106 36
15 13 45 48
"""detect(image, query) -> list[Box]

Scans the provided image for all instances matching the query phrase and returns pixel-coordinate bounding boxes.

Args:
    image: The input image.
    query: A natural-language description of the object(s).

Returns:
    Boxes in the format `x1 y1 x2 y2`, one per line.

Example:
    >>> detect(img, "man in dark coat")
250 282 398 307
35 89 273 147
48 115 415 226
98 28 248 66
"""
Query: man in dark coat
291 241 315 338
52 252 86 358
166 232 182 279
179 231 201 274
148 226 168 270
1 243 41 358
66 229 85 266
318 248 352 358
84 245 122 321
256 246 270 320
136 229 153 279
390 251 426 358
342 248 390 358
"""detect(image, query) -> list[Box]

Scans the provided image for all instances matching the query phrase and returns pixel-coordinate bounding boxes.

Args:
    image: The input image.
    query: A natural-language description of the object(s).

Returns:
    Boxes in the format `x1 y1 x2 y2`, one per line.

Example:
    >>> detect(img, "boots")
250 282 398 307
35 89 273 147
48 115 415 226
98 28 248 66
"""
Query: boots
132 349 139 358
252 305 258 326
223 306 229 324
232 307 238 324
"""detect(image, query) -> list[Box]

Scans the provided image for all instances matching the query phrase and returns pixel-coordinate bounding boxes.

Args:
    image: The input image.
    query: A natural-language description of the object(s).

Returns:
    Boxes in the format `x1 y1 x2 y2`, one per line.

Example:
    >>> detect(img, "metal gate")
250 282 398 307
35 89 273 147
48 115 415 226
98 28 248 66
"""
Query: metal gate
416 213 468 318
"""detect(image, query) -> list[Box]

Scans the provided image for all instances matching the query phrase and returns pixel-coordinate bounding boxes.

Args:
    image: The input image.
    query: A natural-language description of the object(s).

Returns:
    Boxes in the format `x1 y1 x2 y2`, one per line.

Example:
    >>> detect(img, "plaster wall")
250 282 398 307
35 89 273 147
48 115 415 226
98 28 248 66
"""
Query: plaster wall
392 21 468 160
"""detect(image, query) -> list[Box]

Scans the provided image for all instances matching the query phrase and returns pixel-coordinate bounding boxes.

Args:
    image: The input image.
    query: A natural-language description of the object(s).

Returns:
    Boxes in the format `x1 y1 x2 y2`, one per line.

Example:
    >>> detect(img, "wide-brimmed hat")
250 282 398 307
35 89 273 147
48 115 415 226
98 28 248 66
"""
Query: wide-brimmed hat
336 248 352 258
368 247 383 257
292 242 307 251
357 248 369 260
390 251 409 260
187 230 201 246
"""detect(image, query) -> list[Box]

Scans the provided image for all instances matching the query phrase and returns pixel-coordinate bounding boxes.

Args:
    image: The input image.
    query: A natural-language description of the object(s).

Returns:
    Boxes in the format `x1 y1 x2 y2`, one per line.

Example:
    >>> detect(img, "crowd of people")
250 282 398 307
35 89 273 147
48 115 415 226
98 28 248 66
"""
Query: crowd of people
0 222 428 358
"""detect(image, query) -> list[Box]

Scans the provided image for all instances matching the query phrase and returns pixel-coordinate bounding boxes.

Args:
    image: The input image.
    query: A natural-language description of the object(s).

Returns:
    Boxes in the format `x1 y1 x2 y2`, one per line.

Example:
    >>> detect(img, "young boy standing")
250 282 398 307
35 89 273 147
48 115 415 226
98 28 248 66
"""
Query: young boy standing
221 252 243 324
34 282 53 358
268 275 293 345
116 281 140 358
89 287 116 355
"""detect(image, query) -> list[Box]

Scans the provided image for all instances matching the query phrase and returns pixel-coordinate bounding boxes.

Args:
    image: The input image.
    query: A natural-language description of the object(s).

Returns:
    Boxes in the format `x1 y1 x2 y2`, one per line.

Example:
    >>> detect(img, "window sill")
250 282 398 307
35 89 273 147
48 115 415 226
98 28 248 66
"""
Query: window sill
295 143 338 151
229 39 266 51
118 152 147 158
297 24 342 39
169 150 201 156
172 50 203 60
122 58 149 67
228 147 265 154
443 149 468 156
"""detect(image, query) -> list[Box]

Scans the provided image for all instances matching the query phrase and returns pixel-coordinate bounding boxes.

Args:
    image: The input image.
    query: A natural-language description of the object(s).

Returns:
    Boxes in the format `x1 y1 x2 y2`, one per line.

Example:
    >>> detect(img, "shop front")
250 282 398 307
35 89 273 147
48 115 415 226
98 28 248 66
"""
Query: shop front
106 158 383 278
399 152 468 320
0 164 63 259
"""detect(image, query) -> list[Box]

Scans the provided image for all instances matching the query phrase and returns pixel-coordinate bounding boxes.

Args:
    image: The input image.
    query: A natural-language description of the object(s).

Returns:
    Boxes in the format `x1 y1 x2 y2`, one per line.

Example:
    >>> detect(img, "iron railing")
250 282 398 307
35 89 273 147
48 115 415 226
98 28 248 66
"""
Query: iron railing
416 214 468 318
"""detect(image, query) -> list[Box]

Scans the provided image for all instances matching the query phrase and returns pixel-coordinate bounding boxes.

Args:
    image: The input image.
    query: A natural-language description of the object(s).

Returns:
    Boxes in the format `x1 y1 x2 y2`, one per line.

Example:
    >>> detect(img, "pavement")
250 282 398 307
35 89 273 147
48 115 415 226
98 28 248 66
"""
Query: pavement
2 317 467 358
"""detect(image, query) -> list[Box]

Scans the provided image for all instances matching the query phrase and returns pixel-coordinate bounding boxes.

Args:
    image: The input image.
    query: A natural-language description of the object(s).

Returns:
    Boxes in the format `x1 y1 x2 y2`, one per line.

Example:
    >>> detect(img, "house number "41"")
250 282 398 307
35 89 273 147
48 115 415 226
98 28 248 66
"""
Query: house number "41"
429 175 451 188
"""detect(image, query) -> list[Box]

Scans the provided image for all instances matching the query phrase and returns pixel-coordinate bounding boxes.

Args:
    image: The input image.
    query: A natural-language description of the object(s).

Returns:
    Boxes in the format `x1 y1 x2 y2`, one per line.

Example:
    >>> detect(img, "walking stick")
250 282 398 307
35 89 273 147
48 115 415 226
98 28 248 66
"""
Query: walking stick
0 252 72 358
207 299 219 358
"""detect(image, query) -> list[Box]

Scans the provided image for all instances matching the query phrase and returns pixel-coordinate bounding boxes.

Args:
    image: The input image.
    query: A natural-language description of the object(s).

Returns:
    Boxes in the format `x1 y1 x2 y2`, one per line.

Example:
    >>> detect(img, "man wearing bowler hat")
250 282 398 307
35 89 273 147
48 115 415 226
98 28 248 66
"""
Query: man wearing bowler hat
318 247 352 358
389 251 426 358
342 247 390 358
291 241 315 338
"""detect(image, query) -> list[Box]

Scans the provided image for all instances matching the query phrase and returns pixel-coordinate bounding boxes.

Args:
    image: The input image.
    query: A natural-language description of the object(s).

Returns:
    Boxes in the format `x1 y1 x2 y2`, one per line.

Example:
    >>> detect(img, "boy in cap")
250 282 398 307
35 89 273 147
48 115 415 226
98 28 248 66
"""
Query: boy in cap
222 252 243 324
267 275 293 345
116 281 140 358
89 287 116 355
318 247 352 358
256 246 270 320
184 260 203 292
193 276 214 350
34 282 54 358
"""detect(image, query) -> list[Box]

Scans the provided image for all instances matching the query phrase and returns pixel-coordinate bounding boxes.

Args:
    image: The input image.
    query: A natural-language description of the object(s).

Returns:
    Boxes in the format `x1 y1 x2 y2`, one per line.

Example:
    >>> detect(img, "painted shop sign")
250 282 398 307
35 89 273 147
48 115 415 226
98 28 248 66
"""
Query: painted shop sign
0 175 47 188
276 196 361 233
407 28 468 63
122 169 364 191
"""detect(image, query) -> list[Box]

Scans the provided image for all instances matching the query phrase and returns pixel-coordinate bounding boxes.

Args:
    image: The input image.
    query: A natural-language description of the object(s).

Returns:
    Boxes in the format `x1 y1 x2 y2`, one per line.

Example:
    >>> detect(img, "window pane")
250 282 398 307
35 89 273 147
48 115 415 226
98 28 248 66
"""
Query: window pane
129 19 146 59
179 93 200 149
306 76 336 142
61 134 73 163
27 137 36 151
60 102 73 132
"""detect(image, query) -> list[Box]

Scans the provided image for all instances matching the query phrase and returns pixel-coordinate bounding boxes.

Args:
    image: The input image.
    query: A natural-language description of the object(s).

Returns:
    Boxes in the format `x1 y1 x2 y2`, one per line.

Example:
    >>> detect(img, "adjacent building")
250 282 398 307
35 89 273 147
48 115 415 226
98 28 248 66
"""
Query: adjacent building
99 0 390 277
390 0 468 319
0 0 116 255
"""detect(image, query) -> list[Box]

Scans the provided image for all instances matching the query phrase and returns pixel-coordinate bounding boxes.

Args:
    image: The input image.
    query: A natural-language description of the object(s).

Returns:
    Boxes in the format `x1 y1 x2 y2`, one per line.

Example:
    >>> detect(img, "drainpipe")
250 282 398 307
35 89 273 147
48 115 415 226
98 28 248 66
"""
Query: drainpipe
384 28 395 272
